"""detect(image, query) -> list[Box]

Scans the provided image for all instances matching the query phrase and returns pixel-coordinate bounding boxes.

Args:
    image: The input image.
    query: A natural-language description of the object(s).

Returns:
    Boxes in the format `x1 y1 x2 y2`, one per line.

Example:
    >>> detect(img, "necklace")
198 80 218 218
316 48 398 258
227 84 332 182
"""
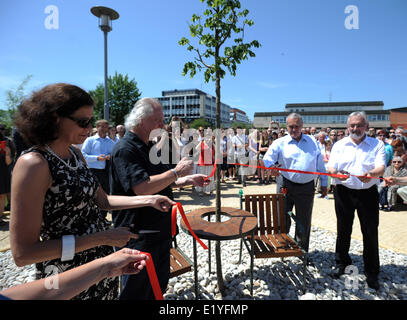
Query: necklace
44 145 79 170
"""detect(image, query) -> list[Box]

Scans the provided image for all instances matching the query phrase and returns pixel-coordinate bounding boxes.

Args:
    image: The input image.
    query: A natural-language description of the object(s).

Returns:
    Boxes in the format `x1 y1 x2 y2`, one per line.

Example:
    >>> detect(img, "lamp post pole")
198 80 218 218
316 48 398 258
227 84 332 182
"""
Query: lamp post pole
90 6 119 122
103 30 109 121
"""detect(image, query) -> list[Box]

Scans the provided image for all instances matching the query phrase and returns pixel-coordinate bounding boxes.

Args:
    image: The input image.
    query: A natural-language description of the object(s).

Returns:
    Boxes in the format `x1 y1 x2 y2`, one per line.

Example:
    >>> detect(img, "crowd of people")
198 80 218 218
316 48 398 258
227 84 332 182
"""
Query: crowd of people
1 82 407 299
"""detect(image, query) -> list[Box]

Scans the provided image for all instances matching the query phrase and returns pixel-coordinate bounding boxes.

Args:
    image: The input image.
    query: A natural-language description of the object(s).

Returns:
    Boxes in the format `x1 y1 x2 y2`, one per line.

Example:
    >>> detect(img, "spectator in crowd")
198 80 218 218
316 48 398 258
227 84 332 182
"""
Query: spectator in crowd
378 156 407 211
258 130 271 184
385 175 407 207
0 125 15 212
0 125 12 226
233 127 249 187
395 127 407 150
337 130 346 140
12 127 30 160
270 130 278 142
367 127 376 138
110 97 207 300
219 128 228 183
108 125 120 144
172 123 185 166
116 124 126 139
10 83 175 300
391 139 407 166
316 132 327 152
329 130 338 144
376 129 393 166
322 139 333 195
248 129 260 182
196 129 215 196
226 128 236 181
327 111 385 290
81 120 115 198
0 248 148 300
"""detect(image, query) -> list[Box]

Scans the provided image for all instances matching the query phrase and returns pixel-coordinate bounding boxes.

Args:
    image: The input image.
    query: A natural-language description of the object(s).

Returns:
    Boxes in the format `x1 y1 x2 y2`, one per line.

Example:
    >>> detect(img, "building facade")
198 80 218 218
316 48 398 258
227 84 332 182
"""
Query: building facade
254 101 390 129
230 108 250 125
156 89 231 126
389 107 407 129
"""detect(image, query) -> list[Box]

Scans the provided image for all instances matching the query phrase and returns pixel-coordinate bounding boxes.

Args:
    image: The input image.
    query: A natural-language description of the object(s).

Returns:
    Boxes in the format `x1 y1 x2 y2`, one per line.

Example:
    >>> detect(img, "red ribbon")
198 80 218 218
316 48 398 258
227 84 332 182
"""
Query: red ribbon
139 251 163 300
204 165 217 181
232 163 384 180
171 202 208 250
204 162 383 181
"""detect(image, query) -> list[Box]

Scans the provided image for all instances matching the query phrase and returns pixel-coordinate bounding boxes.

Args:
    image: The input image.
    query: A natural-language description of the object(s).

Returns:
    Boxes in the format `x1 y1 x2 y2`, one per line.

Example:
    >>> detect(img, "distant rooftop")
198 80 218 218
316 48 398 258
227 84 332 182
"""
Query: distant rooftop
161 89 207 97
286 101 384 108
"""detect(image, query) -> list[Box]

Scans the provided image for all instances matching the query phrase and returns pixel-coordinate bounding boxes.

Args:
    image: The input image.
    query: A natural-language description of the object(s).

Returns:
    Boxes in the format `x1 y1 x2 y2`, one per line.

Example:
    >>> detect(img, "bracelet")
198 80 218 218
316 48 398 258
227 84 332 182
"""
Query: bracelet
61 235 75 262
171 168 179 180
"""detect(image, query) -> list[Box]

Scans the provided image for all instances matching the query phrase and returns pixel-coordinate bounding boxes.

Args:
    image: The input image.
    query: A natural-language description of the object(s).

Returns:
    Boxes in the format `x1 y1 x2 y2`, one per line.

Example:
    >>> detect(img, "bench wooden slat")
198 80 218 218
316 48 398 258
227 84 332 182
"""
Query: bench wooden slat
170 247 192 278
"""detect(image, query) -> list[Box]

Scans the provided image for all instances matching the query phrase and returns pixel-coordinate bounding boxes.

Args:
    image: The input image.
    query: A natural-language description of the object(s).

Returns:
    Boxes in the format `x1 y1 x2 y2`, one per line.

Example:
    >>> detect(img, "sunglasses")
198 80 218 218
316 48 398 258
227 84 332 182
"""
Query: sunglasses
393 161 402 163
65 115 95 128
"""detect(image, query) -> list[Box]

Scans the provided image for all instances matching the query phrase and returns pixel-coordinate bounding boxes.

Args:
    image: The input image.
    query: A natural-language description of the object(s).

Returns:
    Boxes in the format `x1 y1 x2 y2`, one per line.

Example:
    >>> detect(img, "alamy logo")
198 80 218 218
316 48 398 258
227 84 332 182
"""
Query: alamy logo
44 5 59 30
344 5 359 30
344 265 360 290
44 265 60 289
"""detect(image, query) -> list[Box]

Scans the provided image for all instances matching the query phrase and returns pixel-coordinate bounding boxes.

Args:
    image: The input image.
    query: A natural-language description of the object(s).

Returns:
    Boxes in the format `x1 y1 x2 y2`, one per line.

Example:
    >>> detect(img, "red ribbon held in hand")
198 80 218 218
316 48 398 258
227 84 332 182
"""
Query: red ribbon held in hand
139 251 163 300
171 202 208 250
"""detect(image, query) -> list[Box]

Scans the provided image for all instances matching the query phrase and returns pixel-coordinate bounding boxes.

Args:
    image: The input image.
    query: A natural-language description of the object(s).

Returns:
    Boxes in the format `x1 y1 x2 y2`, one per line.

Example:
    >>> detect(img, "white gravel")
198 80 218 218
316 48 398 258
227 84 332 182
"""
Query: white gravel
1 224 406 300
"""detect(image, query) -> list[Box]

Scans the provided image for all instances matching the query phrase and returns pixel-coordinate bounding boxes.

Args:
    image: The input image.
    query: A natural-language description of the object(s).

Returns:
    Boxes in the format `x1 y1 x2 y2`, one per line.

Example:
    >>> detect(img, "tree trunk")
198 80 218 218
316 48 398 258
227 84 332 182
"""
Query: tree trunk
214 29 225 295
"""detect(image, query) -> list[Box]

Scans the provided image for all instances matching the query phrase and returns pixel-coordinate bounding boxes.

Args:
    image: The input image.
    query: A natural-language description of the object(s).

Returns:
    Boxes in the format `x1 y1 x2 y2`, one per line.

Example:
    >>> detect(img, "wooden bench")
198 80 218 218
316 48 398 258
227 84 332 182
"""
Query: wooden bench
241 193 308 292
170 245 192 278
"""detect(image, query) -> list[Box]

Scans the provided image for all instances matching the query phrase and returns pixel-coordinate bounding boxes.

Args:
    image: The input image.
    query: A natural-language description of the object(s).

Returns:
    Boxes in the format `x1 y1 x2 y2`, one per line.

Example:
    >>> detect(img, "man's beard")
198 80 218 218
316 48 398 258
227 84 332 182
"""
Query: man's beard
349 131 364 140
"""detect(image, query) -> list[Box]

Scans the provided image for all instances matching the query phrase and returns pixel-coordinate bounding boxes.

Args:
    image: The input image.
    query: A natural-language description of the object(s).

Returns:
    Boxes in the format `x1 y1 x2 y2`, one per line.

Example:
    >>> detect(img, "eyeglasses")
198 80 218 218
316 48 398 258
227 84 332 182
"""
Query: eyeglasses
393 161 402 163
65 115 95 128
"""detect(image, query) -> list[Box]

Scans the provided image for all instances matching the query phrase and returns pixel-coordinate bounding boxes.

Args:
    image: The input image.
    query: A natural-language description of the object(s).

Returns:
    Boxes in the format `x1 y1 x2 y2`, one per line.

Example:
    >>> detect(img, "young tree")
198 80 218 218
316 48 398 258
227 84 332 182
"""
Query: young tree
89 72 142 126
179 0 260 295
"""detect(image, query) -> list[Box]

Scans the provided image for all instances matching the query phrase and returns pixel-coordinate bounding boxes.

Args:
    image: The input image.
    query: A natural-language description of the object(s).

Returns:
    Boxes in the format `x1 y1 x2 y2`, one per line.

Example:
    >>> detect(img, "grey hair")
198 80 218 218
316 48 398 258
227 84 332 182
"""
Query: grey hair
348 111 368 125
124 98 160 131
286 113 303 123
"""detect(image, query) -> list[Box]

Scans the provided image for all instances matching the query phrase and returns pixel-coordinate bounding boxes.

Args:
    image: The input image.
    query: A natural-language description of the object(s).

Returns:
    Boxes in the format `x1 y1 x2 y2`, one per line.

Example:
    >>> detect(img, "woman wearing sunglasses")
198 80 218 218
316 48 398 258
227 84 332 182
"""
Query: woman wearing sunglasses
9 83 175 300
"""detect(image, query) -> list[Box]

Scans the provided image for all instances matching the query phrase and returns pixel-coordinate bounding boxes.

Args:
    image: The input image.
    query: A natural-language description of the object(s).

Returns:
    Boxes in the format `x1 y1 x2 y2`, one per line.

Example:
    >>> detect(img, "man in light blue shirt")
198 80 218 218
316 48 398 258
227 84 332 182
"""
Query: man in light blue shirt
82 119 115 215
263 113 327 252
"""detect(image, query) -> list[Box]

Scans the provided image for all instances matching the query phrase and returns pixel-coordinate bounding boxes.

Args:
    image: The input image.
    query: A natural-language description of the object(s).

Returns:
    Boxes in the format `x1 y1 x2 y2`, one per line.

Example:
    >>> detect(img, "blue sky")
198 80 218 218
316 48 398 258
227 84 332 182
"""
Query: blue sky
1 0 406 120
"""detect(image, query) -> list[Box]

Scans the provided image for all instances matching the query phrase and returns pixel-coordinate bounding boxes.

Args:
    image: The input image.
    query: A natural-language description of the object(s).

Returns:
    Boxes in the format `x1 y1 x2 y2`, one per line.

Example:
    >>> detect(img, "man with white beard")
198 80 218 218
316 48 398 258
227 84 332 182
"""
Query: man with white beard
327 111 386 291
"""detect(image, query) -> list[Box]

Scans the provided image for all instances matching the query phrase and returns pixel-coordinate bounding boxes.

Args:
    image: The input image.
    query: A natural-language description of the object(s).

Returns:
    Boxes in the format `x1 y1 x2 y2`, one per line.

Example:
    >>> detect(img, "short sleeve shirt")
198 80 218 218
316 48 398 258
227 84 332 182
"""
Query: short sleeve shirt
327 135 386 190
110 131 173 240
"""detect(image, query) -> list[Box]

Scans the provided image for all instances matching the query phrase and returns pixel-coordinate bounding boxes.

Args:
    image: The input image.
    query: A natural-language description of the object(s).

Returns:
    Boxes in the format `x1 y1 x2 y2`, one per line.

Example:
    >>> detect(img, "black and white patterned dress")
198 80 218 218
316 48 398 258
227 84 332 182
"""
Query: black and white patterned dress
23 146 119 300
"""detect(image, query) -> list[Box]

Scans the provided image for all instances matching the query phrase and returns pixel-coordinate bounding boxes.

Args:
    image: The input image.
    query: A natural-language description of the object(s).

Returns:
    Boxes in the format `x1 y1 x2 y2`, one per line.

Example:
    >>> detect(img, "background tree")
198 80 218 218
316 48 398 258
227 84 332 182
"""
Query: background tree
0 75 32 132
89 72 141 125
189 118 212 129
179 0 260 296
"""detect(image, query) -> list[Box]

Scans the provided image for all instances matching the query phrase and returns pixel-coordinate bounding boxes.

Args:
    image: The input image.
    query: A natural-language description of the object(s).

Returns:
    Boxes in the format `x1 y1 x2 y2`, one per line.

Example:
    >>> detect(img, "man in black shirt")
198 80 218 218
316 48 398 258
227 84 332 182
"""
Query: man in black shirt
110 98 207 300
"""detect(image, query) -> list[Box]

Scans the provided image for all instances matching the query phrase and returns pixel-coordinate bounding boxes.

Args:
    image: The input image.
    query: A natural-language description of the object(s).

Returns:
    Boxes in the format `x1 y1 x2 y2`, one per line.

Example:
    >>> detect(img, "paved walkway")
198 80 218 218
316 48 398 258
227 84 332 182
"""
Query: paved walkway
1 180 407 255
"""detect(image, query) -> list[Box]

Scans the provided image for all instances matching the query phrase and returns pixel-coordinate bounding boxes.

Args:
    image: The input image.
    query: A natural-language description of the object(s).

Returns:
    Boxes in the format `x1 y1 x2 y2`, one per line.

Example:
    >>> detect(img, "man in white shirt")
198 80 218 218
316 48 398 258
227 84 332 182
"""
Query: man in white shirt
327 111 386 291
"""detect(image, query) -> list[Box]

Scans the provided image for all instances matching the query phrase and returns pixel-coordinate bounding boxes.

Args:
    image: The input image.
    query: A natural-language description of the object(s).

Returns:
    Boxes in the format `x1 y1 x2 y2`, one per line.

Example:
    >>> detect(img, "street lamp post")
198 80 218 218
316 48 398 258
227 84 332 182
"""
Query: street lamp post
90 6 119 122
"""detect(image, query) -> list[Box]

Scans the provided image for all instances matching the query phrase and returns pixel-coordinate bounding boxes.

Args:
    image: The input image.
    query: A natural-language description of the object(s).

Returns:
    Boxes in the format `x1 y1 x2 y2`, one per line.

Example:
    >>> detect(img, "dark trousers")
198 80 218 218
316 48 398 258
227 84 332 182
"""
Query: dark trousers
334 184 380 278
91 168 110 219
119 238 171 300
283 177 315 252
